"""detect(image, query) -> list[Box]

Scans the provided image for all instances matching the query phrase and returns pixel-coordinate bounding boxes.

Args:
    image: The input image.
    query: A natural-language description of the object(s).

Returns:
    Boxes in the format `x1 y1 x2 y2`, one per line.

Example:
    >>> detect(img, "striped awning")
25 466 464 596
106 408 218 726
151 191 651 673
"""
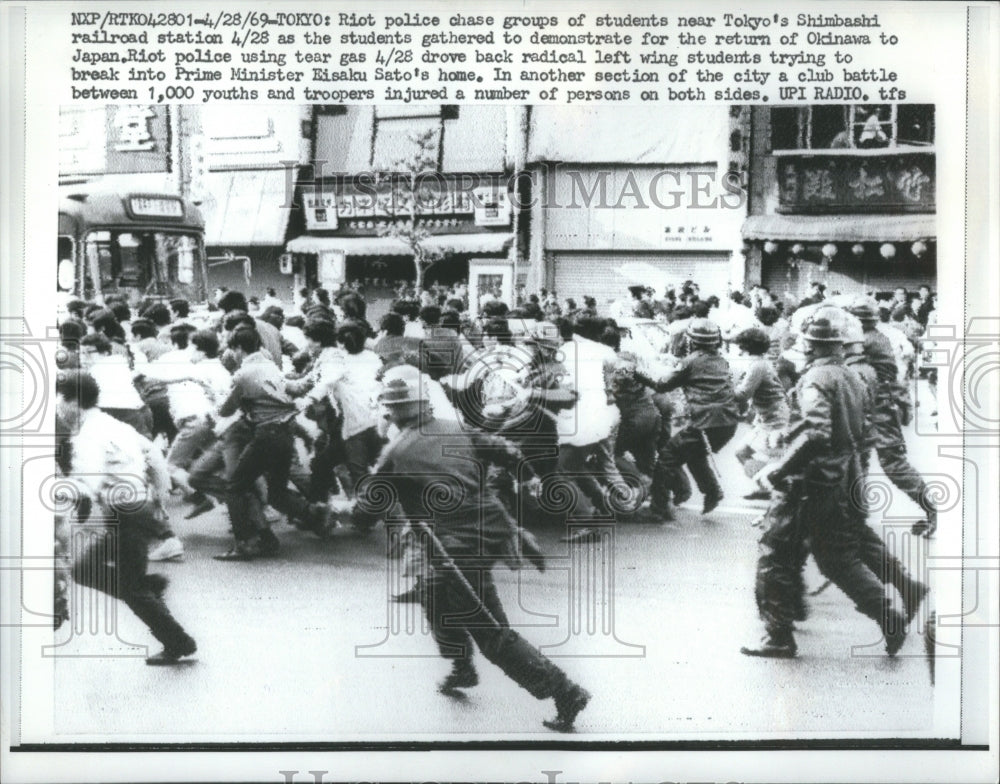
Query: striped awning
286 233 513 256
743 213 936 242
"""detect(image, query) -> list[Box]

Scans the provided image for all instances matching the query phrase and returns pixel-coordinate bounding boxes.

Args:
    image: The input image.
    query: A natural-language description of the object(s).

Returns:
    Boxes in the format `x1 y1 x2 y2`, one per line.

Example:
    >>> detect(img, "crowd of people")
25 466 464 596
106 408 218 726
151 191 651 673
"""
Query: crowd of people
51 275 938 730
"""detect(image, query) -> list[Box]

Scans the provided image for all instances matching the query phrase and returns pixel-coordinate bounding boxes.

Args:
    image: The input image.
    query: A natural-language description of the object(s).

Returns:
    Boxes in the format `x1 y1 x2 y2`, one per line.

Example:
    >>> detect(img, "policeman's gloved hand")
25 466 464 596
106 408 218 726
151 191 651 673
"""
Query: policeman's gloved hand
911 517 937 538
899 403 913 426
76 494 92 523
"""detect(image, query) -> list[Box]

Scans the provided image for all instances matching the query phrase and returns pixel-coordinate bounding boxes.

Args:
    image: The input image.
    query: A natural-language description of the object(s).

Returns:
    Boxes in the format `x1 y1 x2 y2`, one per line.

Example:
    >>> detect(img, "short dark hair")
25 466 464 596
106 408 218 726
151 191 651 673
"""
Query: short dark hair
419 305 441 326
169 298 190 318
380 312 405 337
191 329 220 359
439 309 461 331
66 299 88 318
337 291 367 320
391 299 419 320
285 315 305 329
303 320 338 347
337 321 367 354
260 306 285 330
170 323 197 349
91 309 125 341
735 327 771 356
692 301 712 318
142 302 172 327
756 306 779 327
481 300 509 318
81 333 113 355
223 312 256 332
218 290 249 314
59 319 86 346
130 318 157 340
313 287 331 307
482 317 513 344
445 297 465 313
227 325 261 354
56 369 100 410
109 302 132 323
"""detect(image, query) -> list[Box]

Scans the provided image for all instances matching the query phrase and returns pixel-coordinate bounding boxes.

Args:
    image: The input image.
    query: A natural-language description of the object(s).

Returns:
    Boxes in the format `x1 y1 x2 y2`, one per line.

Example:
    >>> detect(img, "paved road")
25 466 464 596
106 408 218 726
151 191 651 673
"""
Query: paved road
49 385 941 740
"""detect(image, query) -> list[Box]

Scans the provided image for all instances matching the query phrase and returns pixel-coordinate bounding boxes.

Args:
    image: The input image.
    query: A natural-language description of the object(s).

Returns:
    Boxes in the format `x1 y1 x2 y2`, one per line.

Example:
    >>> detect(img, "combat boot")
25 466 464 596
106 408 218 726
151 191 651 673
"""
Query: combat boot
883 602 908 657
438 658 479 694
740 628 797 658
543 681 591 733
901 578 929 624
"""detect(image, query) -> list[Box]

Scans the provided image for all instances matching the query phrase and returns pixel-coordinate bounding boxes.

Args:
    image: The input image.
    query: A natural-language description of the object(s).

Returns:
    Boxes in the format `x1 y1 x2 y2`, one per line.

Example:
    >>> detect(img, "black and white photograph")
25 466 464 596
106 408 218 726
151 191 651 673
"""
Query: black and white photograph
1 2 998 783
48 100 944 733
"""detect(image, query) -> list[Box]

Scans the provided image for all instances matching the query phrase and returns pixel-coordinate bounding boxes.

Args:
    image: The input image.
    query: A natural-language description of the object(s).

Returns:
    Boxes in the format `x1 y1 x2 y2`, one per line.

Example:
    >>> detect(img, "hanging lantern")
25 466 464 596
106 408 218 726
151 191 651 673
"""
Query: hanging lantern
821 242 838 259
911 240 928 259
852 243 865 257
880 243 896 259
763 240 779 255
791 243 805 256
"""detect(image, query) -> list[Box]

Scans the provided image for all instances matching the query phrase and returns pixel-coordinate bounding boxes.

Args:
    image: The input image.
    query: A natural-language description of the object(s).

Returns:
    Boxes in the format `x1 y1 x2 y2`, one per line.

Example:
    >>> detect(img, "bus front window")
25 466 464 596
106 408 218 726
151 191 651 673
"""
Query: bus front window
83 230 201 295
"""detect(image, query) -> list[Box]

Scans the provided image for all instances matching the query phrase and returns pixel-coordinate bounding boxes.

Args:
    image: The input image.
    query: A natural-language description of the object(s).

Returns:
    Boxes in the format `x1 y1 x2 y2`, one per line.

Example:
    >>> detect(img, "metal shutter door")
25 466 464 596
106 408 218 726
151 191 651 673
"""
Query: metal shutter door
551 252 732 309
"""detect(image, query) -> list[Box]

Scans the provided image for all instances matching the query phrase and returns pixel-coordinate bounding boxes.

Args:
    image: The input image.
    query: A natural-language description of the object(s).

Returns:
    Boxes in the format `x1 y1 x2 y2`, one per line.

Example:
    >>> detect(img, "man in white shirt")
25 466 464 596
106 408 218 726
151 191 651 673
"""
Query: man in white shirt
56 370 197 665
137 330 232 516
298 321 384 524
552 317 624 518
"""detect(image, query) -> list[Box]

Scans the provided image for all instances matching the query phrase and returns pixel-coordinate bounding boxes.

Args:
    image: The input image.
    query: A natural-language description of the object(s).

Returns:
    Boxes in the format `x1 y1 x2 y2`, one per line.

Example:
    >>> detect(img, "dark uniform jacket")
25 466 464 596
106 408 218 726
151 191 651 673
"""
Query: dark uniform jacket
361 417 519 558
786 356 867 486
657 350 738 430
862 327 911 448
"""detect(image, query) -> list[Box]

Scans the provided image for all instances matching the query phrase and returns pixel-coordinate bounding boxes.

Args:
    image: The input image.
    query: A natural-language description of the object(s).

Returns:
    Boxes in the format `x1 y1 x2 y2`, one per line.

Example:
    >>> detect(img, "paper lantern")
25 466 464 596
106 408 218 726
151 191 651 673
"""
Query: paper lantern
791 243 805 256
880 243 896 259
763 240 779 255
911 240 928 259
852 243 865 257
822 243 838 258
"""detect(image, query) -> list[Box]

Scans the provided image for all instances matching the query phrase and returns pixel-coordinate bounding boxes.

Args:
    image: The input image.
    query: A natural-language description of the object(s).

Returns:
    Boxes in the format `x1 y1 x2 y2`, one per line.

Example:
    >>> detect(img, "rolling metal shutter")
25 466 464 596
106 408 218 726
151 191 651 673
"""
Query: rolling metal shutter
551 251 732 309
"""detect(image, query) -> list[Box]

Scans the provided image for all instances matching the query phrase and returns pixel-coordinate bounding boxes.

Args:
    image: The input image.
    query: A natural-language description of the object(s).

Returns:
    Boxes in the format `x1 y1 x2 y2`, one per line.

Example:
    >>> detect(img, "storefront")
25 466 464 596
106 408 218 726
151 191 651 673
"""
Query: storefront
285 105 519 309
525 106 747 310
743 104 937 299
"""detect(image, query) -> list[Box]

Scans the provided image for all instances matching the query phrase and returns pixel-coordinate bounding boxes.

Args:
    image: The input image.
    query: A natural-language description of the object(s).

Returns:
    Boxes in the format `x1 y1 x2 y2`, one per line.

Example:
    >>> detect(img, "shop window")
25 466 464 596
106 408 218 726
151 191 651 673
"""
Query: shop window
771 105 934 151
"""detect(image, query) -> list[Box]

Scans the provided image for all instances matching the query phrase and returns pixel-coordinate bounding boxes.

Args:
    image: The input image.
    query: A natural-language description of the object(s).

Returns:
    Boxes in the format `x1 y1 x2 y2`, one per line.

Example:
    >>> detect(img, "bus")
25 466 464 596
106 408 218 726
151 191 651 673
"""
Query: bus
58 190 209 305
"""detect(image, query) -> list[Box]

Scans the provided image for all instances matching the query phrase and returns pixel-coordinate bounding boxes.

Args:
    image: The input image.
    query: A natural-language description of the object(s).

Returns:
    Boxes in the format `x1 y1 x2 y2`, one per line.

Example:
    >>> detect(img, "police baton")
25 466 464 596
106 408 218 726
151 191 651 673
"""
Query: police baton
411 519 504 631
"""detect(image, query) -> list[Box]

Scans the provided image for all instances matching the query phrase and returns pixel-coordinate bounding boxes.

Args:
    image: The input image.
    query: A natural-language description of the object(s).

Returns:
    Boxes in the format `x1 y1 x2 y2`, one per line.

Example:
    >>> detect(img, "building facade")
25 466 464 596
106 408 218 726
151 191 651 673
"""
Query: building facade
285 105 520 313
742 104 936 299
524 105 748 308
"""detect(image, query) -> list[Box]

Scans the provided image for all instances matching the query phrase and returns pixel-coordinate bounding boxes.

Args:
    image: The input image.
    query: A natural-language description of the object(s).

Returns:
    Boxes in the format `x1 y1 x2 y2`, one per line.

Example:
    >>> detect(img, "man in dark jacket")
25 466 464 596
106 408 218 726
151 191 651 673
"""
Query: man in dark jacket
213 326 330 560
355 364 591 732
647 318 738 518
742 311 910 658
849 296 937 536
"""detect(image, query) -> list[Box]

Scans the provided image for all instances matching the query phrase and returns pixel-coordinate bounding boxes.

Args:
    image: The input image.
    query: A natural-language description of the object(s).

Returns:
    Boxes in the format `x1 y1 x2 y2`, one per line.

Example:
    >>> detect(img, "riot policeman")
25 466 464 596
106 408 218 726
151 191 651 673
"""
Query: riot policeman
742 311 909 658
355 365 591 732
645 318 738 518
848 296 937 536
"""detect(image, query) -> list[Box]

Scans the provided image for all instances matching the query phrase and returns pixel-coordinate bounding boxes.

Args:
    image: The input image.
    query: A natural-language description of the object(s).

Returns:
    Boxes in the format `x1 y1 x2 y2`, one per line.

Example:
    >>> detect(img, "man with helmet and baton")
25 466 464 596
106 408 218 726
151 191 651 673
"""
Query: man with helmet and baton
847 295 938 537
352 364 591 733
640 317 739 520
742 308 910 659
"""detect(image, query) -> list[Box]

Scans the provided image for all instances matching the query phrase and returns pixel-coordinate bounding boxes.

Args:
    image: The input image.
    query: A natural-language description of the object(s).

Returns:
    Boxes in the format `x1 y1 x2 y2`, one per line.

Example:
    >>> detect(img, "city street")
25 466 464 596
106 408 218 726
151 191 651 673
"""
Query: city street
48 393 940 741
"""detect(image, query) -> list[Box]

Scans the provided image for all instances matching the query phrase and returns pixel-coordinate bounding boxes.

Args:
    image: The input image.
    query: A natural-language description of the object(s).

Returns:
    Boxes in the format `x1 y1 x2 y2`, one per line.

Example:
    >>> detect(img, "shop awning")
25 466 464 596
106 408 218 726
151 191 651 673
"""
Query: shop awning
742 213 936 242
286 233 513 255
201 169 292 246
